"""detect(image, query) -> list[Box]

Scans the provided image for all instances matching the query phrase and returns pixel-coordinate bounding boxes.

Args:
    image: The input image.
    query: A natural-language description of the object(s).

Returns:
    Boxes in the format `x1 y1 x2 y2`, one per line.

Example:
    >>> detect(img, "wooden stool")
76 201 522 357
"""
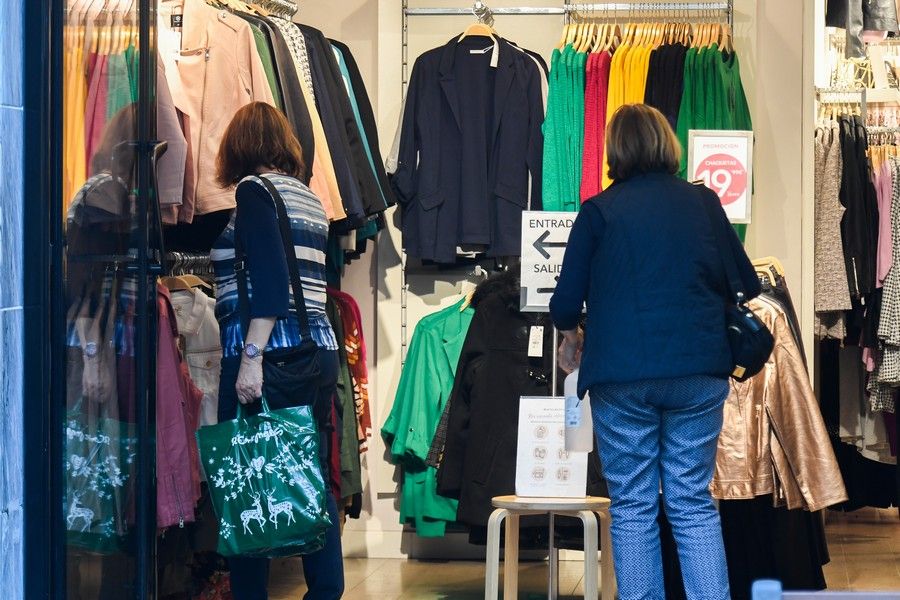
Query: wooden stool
484 495 615 600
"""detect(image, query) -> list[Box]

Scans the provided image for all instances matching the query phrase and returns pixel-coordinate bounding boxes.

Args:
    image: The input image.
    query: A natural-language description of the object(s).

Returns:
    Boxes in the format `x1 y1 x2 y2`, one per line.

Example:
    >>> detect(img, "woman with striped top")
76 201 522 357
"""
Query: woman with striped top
213 102 344 600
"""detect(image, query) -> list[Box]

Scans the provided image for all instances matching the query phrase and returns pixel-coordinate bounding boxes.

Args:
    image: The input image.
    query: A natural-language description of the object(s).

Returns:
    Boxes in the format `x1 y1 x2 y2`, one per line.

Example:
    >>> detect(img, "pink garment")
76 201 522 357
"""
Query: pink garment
580 52 613 201
156 284 203 529
580 54 601 201
876 160 893 287
85 53 110 172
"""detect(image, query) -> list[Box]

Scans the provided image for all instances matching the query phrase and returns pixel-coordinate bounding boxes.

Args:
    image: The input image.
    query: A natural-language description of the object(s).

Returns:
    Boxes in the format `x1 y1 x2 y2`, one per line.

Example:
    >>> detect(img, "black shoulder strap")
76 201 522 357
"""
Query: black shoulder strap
698 187 747 304
235 175 312 342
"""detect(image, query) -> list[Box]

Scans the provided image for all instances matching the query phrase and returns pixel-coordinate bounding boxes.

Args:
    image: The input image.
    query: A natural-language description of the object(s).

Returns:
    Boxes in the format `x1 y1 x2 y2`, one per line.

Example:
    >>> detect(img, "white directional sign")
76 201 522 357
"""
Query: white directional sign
520 211 575 313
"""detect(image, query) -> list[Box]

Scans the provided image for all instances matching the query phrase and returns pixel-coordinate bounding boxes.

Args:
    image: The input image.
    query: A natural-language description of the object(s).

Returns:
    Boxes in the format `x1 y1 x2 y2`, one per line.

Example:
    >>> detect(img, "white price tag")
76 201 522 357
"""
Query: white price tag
565 396 582 428
528 326 544 357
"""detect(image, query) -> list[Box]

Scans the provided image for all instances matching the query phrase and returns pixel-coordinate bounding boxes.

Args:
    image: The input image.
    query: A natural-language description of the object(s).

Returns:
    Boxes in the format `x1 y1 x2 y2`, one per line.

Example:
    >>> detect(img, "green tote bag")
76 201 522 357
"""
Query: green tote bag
196 397 331 557
64 402 138 552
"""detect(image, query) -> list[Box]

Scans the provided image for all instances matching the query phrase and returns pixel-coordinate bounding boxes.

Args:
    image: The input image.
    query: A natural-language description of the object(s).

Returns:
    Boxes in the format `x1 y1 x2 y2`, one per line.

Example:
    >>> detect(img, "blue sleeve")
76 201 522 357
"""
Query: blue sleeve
550 204 601 331
235 180 291 319
709 191 762 301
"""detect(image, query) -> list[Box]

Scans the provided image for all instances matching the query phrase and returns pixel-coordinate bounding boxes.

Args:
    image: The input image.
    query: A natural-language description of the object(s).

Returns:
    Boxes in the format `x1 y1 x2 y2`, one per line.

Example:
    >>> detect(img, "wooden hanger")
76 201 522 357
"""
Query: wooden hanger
720 22 733 53
592 22 606 53
459 20 495 40
248 2 269 16
161 275 213 292
557 22 571 49
752 257 786 277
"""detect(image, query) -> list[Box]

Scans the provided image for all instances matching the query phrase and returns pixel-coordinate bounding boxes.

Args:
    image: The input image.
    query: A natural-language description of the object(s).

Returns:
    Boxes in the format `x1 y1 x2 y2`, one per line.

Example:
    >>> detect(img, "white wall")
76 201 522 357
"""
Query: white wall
296 0 814 559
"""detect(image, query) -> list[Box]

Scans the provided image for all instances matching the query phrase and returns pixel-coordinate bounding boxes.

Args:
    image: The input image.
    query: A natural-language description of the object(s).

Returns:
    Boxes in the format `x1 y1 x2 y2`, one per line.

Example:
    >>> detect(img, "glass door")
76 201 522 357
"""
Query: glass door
58 0 160 597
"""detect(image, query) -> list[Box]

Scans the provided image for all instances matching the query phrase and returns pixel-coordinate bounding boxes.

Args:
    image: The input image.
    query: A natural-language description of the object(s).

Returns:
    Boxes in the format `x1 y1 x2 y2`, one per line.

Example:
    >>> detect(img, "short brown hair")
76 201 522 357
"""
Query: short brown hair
606 104 682 182
216 102 306 187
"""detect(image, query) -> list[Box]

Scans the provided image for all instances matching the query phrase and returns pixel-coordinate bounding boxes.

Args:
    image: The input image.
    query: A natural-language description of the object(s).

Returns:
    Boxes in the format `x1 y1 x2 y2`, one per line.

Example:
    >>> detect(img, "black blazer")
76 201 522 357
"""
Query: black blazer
392 36 545 264
329 38 397 209
300 25 386 222
256 16 315 184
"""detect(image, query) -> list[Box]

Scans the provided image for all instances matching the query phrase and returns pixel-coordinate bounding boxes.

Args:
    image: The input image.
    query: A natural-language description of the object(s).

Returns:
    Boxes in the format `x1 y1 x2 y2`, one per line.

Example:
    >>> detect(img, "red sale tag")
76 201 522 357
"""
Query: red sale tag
694 153 748 206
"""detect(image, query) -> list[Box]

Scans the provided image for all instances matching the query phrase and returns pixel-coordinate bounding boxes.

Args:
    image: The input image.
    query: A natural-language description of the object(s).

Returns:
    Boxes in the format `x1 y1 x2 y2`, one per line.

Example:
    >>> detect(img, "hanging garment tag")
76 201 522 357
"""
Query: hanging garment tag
171 14 183 28
528 326 544 357
565 393 594 452
565 397 582 428
469 45 493 55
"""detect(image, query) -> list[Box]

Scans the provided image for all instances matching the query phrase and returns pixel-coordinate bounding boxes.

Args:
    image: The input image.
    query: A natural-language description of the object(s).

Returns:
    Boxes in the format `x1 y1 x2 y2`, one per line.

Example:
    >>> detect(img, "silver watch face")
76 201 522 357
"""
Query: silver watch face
244 343 261 358
84 342 99 358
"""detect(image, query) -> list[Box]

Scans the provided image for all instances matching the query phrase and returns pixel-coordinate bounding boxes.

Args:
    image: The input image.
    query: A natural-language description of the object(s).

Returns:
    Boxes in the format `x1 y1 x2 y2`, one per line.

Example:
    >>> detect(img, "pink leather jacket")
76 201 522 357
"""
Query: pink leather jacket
157 285 203 529
158 0 275 216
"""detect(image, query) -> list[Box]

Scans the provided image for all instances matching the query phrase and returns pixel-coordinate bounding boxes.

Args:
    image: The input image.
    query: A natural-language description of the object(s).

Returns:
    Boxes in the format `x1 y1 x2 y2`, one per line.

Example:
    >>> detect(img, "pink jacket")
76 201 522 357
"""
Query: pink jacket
158 0 275 216
157 285 203 529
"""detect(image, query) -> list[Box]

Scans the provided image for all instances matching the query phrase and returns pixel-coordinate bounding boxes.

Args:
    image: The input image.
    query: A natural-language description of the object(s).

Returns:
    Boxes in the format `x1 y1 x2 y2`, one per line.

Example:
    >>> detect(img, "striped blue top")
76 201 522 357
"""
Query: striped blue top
212 173 338 357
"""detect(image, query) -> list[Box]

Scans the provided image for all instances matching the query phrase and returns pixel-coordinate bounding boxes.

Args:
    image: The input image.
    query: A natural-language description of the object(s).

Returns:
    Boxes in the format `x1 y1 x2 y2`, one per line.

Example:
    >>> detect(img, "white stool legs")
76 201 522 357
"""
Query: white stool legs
484 506 615 599
598 509 616 599
485 508 509 600
577 510 599 599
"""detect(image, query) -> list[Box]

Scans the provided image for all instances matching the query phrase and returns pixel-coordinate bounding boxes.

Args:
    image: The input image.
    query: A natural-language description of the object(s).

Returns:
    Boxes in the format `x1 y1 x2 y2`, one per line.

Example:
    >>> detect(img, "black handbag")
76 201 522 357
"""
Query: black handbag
701 196 775 382
235 176 321 410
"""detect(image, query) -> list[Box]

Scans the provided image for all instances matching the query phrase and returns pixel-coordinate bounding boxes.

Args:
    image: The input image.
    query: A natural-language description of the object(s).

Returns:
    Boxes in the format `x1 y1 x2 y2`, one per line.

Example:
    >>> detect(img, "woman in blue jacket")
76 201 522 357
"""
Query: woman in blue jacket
550 104 760 600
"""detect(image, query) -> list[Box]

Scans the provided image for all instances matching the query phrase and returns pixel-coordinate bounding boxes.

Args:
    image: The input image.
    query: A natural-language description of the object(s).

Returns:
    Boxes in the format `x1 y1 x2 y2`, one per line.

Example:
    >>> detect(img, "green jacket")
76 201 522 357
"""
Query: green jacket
382 299 474 536
248 23 284 111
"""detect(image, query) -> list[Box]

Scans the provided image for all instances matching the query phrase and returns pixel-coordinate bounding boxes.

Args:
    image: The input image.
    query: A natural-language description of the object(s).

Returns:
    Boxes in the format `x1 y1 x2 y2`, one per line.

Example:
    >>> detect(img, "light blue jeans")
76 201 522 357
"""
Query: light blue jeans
590 375 730 600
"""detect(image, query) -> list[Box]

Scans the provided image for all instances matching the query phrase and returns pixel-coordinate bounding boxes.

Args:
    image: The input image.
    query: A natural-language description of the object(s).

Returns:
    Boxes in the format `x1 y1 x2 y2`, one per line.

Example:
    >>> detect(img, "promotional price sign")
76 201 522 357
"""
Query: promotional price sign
687 130 754 224
520 211 575 312
515 397 588 498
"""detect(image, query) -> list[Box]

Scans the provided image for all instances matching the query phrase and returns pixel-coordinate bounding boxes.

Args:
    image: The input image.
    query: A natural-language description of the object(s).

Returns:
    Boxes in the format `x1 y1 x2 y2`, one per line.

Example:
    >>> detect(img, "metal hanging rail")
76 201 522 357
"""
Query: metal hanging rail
404 2 733 25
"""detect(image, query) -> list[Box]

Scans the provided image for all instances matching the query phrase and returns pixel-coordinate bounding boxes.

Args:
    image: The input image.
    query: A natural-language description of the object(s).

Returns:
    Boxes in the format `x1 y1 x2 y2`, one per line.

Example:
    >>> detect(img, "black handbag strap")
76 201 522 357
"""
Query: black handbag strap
698 187 747 305
235 175 312 341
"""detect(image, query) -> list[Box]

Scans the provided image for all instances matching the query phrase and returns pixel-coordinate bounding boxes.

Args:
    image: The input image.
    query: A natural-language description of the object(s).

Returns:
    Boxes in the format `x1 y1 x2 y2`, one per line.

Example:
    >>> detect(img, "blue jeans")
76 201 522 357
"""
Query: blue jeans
219 350 345 600
590 376 730 600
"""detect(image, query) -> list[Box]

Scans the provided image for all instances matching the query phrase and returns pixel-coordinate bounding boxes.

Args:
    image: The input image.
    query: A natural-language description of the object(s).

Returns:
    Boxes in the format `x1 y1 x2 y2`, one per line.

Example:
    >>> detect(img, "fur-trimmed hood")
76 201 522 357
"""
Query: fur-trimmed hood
470 270 520 310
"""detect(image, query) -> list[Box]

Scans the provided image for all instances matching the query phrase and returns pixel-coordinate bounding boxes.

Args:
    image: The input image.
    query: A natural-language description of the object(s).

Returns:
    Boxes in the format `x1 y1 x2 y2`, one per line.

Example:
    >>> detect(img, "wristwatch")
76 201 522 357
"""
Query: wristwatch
243 343 261 360
83 342 99 359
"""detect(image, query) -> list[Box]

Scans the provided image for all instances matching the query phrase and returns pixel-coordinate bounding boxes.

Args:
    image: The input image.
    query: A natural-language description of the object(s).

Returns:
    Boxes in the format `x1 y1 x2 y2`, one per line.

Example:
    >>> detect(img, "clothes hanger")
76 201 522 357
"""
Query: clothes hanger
752 257 786 277
162 274 213 292
248 2 270 16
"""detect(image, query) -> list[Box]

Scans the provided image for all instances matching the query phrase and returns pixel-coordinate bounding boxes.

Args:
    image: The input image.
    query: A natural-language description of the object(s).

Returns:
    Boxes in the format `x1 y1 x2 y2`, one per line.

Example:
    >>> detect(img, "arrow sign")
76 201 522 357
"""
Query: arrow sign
532 230 568 260
520 211 576 313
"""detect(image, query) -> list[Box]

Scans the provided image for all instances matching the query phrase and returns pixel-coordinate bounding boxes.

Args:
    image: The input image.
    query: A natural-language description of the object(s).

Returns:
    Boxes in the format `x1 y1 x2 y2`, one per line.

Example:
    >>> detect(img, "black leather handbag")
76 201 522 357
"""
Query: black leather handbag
234 176 321 410
702 197 775 382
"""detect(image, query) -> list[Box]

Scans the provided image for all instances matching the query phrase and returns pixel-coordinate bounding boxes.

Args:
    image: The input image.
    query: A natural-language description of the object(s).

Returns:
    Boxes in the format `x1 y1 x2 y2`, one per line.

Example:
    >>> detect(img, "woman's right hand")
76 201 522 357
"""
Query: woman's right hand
558 329 583 374
236 356 264 404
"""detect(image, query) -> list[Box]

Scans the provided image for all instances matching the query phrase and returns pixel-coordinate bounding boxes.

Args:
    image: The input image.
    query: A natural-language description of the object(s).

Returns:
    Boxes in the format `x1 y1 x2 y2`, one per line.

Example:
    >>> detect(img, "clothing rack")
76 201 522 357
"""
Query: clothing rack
816 87 868 121
165 251 213 276
398 0 734 365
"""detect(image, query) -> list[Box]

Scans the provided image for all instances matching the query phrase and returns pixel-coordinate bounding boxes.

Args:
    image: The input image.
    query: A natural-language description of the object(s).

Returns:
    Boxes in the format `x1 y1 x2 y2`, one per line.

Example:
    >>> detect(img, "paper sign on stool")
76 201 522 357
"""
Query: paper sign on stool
515 397 588 498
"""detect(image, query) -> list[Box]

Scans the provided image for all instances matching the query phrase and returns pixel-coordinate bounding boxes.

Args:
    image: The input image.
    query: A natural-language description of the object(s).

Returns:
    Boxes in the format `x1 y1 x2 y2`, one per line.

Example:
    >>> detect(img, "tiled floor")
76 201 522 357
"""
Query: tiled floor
271 508 900 599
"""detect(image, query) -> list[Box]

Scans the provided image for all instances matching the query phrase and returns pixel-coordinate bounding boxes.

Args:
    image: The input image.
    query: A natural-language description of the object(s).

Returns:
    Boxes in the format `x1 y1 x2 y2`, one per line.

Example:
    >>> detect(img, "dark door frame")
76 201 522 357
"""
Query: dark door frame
22 0 63 597
22 1 159 597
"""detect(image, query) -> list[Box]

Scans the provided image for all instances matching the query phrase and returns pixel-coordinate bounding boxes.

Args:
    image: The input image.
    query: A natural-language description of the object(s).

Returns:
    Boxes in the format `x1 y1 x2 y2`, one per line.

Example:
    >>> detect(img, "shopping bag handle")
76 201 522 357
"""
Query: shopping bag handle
236 395 271 420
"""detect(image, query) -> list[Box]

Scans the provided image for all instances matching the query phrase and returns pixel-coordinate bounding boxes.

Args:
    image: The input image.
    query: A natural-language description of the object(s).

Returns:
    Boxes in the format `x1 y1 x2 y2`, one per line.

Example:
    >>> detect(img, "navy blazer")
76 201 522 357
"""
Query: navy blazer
392 36 545 264
550 173 761 396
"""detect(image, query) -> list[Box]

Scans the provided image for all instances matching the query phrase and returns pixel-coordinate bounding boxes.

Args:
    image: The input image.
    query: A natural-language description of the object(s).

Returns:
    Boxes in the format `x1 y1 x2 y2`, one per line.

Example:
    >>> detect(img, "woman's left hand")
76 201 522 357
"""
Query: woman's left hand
236 356 264 404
